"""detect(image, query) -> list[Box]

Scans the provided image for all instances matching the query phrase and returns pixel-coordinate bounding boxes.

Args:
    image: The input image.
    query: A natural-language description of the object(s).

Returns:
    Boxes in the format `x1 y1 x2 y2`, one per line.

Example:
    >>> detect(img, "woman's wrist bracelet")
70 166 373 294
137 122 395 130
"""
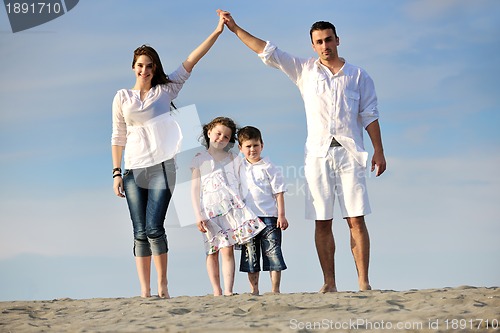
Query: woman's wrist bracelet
113 173 122 178
112 167 122 174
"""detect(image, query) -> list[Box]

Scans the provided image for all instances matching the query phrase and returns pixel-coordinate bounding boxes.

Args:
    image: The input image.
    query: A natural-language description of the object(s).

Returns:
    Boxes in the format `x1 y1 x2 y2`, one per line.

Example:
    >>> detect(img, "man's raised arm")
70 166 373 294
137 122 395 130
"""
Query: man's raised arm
218 9 266 54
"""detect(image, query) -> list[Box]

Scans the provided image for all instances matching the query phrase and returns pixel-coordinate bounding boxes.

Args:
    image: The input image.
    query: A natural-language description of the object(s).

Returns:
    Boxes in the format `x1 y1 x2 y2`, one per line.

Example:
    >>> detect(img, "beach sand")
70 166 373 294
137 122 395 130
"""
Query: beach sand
1 286 498 332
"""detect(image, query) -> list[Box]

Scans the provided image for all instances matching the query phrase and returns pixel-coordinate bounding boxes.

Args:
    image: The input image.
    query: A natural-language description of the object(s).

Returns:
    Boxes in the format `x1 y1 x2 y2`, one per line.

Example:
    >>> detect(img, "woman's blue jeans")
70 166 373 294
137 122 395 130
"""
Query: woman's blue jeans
123 159 176 257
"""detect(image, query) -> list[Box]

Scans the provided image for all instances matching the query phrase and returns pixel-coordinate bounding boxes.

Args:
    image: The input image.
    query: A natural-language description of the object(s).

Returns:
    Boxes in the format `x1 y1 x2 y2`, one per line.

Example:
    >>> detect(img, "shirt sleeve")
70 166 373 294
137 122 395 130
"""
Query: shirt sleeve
111 91 127 146
358 69 379 129
258 41 308 85
265 160 287 195
163 64 192 100
190 153 201 170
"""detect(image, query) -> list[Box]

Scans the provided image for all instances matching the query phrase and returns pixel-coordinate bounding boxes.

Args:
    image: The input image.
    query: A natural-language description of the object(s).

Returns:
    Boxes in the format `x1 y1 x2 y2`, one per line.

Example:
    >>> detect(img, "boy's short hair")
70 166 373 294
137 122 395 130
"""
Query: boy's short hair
237 126 263 145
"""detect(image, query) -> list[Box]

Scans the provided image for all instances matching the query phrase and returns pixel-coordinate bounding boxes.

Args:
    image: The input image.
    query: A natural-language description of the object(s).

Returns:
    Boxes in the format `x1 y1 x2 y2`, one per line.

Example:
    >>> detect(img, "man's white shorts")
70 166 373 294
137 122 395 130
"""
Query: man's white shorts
304 147 371 220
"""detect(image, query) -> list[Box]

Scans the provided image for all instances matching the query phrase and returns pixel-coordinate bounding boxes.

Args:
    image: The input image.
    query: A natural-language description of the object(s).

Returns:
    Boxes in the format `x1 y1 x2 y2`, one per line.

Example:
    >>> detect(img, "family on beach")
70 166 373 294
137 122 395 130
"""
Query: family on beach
111 10 386 299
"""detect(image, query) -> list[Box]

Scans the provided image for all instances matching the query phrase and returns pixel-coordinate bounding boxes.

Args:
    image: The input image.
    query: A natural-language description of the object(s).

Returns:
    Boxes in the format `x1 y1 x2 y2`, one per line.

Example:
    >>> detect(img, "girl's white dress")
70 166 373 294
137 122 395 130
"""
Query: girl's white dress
191 151 265 255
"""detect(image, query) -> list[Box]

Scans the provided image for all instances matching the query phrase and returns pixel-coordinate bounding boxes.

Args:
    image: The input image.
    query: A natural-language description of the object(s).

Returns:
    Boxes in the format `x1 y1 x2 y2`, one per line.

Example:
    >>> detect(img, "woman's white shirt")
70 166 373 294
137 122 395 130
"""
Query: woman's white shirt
111 64 191 169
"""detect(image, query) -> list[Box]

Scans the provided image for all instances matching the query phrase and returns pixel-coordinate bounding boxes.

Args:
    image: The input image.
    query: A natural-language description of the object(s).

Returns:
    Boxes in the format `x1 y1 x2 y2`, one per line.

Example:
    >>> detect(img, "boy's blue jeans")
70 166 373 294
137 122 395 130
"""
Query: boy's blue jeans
123 159 176 257
239 217 287 272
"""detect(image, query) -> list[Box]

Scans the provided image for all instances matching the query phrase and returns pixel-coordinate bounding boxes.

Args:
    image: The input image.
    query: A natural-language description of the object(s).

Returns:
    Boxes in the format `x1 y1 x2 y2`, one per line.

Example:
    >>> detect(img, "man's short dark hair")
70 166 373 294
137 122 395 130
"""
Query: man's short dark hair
237 126 263 145
310 21 338 42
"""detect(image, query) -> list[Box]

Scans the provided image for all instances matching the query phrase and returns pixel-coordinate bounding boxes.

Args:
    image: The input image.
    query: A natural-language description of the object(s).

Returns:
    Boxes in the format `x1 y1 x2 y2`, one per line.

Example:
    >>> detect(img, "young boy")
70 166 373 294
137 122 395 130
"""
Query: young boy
237 126 289 295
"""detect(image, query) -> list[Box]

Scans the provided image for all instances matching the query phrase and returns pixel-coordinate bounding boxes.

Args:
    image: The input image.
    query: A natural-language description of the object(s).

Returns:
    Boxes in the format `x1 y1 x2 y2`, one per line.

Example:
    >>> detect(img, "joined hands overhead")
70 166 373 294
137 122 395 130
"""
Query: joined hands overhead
216 9 236 31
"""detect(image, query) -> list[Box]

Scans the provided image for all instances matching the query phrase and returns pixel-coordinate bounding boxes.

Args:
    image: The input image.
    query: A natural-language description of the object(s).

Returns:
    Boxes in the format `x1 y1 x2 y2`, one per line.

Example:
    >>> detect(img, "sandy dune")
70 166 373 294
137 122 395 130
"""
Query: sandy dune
1 286 499 332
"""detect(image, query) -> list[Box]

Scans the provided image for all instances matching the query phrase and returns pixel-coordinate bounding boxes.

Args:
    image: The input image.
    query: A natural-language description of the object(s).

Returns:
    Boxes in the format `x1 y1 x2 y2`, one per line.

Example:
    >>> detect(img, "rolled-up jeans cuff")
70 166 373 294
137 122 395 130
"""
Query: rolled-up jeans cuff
149 234 168 256
133 238 152 257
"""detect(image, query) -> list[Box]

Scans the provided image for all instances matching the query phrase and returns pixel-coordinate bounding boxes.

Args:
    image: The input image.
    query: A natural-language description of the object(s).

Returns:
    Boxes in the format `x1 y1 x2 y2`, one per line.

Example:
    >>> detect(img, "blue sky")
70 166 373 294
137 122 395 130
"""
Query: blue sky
0 0 499 301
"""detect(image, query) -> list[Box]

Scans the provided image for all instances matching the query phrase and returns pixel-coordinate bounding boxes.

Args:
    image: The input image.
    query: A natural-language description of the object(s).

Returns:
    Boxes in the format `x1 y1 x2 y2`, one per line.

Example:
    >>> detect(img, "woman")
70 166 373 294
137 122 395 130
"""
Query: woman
111 13 225 298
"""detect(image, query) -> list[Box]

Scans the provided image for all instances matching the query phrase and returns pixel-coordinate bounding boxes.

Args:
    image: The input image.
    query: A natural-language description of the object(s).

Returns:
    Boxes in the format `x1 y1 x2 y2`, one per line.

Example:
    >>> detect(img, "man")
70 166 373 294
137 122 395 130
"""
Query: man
219 10 386 292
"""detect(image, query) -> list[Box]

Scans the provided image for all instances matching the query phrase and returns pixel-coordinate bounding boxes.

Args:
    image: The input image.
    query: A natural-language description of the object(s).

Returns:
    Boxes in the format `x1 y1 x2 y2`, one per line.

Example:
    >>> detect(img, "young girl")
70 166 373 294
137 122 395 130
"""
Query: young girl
190 117 265 296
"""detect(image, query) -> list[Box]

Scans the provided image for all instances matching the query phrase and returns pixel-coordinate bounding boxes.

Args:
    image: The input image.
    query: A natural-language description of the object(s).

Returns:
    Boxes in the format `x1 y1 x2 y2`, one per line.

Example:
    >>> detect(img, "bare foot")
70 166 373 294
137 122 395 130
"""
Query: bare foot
212 286 223 297
359 283 372 291
319 284 338 293
158 282 170 298
141 289 151 298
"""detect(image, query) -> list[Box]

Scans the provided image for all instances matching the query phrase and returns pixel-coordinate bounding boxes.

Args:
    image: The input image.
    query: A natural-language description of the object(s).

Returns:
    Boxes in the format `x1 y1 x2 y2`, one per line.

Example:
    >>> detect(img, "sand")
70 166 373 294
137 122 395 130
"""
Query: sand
1 286 499 332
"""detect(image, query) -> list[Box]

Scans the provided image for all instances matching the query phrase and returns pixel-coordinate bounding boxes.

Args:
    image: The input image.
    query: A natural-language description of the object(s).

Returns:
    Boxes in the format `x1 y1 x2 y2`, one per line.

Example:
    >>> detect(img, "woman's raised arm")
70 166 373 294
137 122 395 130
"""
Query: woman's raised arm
182 12 225 73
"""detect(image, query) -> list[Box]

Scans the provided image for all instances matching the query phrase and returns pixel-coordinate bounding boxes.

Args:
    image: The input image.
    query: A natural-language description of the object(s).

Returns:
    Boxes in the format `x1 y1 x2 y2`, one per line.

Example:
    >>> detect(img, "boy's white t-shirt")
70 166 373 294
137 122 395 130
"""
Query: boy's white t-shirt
239 157 287 217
